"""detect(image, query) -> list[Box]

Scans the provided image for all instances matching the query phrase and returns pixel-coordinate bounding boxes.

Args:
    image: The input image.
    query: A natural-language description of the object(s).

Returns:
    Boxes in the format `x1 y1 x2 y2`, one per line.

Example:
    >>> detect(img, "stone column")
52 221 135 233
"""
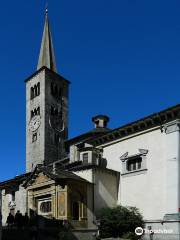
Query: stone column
27 190 35 216
164 120 180 220
52 192 56 218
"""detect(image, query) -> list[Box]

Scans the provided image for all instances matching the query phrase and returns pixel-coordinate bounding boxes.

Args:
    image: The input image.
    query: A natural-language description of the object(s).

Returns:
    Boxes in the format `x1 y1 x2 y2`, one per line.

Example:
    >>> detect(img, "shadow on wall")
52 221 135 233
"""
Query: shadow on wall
2 209 79 240
94 171 120 216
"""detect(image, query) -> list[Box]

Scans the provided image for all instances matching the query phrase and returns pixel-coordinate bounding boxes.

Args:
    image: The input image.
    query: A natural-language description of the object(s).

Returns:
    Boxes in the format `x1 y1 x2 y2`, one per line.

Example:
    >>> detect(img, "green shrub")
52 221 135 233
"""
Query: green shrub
122 232 140 240
97 206 144 239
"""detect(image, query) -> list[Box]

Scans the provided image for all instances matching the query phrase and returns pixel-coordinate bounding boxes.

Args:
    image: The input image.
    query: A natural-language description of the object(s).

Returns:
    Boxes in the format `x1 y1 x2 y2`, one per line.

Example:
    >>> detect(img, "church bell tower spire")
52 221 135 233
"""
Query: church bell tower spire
25 9 69 173
37 8 57 72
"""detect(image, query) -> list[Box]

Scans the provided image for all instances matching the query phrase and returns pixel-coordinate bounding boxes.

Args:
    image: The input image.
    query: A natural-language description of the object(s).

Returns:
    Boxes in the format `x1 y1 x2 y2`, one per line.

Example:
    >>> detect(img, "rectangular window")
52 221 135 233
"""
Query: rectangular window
127 163 131 171
127 157 142 172
132 162 136 171
137 159 142 169
83 153 88 164
40 201 52 213
38 199 52 216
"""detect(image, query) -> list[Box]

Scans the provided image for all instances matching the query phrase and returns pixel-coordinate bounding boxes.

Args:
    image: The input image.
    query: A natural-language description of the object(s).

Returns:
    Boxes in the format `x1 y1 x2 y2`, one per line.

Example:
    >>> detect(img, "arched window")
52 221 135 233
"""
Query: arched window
37 82 40 96
51 82 62 101
36 107 40 115
30 82 40 100
34 85 37 97
30 87 34 99
31 107 40 118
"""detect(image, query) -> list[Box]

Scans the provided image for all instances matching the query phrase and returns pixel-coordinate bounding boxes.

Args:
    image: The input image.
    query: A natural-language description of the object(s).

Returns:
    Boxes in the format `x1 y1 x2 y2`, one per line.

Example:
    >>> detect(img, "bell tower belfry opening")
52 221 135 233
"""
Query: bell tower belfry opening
25 10 70 172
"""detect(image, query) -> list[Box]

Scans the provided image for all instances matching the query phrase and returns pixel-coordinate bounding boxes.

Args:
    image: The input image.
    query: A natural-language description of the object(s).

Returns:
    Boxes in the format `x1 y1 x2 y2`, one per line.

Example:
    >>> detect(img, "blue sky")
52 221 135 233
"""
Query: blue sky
0 0 180 181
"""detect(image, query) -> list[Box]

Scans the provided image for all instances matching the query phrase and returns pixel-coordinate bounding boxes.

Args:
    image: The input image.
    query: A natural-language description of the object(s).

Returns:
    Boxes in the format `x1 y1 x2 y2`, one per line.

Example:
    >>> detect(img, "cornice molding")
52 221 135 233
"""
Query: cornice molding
88 105 180 146
163 119 180 134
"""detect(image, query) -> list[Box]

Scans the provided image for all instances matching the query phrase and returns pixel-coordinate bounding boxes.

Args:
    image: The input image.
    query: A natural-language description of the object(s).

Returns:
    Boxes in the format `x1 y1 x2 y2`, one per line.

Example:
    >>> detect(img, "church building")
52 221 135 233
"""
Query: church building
0 9 180 240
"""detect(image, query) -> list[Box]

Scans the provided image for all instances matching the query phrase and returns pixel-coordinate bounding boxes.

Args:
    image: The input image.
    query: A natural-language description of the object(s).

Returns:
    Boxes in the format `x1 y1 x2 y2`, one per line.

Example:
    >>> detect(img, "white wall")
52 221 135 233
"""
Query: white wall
164 120 180 219
1 185 27 225
102 128 167 220
15 186 27 215
93 169 119 214
74 168 119 216
1 190 9 225
73 169 93 183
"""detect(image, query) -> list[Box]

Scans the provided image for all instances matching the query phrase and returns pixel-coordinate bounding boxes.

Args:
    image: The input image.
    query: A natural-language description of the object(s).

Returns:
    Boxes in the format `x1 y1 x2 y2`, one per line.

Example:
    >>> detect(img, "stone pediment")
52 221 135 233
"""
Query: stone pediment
25 171 54 189
33 172 51 185
23 165 55 188
23 164 90 189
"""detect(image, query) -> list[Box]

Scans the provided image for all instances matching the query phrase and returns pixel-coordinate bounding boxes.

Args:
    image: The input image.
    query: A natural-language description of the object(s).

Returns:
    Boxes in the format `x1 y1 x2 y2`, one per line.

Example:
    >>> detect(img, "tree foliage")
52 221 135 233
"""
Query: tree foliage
97 206 144 239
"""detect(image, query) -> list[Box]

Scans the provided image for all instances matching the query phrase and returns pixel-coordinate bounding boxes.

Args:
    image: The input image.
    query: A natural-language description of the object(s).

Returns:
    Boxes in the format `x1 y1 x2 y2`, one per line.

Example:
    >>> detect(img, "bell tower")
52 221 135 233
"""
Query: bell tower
26 10 69 172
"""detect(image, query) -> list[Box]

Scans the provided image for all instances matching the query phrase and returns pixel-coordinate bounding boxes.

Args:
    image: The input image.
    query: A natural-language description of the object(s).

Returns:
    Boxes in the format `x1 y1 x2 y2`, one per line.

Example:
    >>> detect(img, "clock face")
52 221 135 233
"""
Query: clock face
29 115 41 132
49 115 64 132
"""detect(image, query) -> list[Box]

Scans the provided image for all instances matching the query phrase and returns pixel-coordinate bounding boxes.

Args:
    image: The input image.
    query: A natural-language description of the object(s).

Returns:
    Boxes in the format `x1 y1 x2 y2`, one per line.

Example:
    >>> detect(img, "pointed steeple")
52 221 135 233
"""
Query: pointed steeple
37 8 57 72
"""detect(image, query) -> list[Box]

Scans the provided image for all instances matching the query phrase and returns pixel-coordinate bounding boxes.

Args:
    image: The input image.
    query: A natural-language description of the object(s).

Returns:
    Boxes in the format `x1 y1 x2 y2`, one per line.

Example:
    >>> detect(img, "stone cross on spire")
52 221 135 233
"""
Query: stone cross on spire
37 8 57 72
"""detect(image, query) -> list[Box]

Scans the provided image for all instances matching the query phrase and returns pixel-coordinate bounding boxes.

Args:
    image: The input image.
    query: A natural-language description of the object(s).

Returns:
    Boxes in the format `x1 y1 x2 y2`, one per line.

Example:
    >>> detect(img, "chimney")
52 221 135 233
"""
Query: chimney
92 115 110 129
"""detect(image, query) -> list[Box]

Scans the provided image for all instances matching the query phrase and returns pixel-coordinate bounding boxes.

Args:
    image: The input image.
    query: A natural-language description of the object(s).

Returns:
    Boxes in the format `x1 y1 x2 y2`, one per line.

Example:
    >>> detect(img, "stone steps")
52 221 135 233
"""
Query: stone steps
2 228 58 240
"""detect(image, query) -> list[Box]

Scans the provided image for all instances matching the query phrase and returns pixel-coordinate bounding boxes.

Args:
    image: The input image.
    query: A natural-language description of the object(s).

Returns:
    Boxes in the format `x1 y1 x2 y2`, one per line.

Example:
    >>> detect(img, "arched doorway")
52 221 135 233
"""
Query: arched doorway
72 201 79 220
